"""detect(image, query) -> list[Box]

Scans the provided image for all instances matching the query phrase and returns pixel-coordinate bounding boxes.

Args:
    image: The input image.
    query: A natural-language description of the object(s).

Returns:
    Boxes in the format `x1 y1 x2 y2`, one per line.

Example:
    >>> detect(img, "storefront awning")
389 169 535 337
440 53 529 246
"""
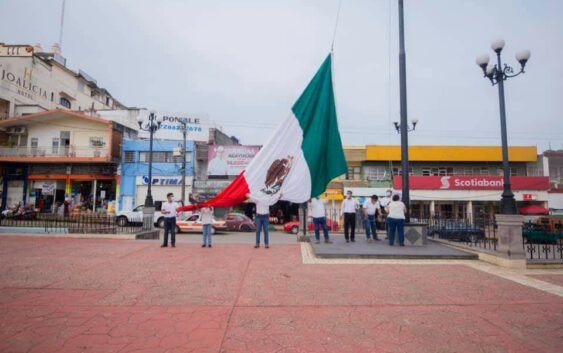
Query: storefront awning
519 205 549 215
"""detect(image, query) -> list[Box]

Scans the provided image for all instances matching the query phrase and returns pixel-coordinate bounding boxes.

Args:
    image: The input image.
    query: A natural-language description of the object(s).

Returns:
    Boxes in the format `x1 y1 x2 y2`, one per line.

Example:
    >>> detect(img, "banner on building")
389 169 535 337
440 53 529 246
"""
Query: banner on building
38 181 56 195
393 176 550 190
207 145 260 176
137 111 210 142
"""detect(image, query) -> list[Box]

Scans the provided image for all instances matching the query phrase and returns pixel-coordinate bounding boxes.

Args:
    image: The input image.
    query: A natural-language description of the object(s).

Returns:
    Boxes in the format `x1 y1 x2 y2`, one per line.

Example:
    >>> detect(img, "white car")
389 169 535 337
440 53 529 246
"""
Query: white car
115 205 164 227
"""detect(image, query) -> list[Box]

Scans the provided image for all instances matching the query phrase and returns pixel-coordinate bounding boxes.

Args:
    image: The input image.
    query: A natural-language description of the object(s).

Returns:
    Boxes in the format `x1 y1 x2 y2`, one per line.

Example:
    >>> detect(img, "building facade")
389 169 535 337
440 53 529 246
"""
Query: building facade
0 110 128 212
119 139 195 211
1 43 125 120
329 145 550 221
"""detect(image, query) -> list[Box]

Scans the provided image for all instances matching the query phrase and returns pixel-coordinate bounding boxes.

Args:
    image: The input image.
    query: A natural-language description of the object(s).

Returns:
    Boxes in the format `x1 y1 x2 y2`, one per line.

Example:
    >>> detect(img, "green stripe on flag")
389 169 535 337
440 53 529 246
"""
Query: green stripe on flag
291 54 348 197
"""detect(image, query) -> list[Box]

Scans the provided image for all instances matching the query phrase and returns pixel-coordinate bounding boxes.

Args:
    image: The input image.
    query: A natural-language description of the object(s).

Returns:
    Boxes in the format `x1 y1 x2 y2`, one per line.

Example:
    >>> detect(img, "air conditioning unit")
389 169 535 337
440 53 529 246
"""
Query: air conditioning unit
6 127 17 134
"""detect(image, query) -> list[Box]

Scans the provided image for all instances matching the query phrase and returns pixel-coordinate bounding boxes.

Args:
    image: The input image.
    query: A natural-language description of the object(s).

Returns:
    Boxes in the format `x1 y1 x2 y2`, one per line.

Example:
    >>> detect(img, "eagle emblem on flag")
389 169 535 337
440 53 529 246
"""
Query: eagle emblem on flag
261 155 294 195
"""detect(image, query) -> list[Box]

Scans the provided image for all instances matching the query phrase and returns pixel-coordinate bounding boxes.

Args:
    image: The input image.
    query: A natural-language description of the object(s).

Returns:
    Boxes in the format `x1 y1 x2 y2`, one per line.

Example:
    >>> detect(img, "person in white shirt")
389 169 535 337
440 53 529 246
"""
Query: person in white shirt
363 195 380 242
199 205 214 248
247 193 282 249
341 190 359 243
160 193 179 248
310 194 333 244
385 194 407 246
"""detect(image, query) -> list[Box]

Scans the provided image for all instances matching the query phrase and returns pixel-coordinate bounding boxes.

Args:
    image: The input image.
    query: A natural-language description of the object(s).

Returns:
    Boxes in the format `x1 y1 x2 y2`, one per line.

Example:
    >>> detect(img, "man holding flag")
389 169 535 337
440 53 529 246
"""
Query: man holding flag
177 54 348 244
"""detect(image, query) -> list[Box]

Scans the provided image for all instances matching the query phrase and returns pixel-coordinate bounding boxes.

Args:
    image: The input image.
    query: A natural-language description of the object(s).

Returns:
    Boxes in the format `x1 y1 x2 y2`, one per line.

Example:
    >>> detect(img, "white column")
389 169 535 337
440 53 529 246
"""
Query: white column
467 200 473 223
430 200 435 218
92 179 97 212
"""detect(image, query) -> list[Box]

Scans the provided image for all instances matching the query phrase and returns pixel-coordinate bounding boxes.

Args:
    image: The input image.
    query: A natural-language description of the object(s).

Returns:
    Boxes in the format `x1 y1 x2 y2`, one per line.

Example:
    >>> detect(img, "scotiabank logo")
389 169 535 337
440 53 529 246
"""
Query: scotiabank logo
453 178 503 188
440 176 450 189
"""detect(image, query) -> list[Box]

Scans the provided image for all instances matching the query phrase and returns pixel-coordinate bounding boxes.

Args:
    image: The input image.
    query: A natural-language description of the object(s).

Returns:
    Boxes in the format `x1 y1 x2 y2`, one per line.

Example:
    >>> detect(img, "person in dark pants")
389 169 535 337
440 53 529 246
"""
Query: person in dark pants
363 195 380 242
341 190 359 243
386 194 407 246
160 193 179 248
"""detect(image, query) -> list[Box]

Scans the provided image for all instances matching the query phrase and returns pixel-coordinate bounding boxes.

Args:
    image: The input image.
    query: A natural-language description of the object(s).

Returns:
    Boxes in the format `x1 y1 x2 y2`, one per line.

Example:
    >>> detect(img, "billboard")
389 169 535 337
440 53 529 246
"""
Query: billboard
137 111 210 142
393 176 550 191
207 145 260 176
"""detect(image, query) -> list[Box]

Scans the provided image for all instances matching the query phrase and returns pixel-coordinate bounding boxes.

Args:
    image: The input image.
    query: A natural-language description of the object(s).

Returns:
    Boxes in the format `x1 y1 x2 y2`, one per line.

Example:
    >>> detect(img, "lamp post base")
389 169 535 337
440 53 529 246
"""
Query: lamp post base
500 187 517 215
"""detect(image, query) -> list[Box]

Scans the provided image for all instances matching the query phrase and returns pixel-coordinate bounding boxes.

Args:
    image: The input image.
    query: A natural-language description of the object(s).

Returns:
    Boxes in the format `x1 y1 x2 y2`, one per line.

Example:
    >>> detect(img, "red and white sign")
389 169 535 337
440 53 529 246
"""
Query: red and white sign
393 176 550 191
523 193 537 200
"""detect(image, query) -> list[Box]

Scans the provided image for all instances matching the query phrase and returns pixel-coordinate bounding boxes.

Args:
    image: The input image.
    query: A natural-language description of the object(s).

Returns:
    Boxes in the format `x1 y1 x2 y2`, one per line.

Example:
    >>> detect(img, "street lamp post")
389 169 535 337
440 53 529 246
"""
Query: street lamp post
393 118 418 223
476 40 531 214
137 110 163 208
177 121 189 206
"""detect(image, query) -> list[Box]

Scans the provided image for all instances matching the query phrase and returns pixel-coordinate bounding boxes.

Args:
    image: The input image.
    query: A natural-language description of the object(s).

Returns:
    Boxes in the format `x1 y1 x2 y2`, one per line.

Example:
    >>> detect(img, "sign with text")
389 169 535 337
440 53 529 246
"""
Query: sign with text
207 145 260 176
136 176 193 186
137 111 210 142
393 176 550 191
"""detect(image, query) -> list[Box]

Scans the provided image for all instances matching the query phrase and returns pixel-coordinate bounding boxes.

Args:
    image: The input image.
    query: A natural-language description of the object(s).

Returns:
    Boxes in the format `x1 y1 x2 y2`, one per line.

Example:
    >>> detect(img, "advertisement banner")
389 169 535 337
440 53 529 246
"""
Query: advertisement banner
38 181 56 195
207 145 260 176
393 176 550 191
137 111 210 142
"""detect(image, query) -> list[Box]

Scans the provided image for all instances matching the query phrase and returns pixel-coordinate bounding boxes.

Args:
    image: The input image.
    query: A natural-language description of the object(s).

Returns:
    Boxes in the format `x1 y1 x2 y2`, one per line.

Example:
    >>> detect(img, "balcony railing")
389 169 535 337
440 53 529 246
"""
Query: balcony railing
0 146 108 158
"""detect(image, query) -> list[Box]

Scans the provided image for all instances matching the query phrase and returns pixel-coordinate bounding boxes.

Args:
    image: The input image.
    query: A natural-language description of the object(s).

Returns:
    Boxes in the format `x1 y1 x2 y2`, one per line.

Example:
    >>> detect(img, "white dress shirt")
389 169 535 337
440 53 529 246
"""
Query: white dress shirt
341 198 358 215
363 200 379 216
200 207 214 224
387 201 406 219
161 201 179 218
311 198 328 218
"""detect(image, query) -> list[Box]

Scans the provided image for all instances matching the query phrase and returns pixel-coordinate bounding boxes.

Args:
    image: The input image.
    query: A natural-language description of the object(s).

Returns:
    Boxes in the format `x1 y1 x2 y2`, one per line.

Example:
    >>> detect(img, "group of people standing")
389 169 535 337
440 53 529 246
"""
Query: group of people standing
312 190 407 246
157 189 407 249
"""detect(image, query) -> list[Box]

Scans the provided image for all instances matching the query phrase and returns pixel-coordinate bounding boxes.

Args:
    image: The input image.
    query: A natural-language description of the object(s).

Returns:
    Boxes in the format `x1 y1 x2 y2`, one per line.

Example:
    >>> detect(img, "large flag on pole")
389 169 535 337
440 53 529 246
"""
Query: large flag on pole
178 53 347 212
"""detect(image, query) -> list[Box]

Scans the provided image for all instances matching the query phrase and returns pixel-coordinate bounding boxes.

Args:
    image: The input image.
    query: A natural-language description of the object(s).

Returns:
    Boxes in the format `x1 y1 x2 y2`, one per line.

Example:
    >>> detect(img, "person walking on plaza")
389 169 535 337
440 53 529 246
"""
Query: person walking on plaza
310 194 333 244
247 194 276 249
363 195 380 242
386 194 407 246
161 193 179 248
341 190 359 243
200 205 214 248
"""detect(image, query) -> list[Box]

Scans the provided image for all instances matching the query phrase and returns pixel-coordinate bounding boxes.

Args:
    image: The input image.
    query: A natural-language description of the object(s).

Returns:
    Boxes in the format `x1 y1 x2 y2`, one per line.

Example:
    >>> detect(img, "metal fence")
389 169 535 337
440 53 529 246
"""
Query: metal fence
421 215 498 251
0 213 150 234
523 222 563 262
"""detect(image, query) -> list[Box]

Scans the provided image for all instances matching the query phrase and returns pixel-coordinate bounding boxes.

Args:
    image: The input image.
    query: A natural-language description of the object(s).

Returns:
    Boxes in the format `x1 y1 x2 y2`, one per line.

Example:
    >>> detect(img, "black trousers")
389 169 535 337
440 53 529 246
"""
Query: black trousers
163 217 176 246
343 213 356 240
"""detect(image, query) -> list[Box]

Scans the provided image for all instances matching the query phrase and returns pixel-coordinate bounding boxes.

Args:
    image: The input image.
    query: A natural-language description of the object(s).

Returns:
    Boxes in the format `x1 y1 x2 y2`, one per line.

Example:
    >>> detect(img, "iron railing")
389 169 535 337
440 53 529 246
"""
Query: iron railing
523 222 563 261
0 213 150 234
0 146 108 158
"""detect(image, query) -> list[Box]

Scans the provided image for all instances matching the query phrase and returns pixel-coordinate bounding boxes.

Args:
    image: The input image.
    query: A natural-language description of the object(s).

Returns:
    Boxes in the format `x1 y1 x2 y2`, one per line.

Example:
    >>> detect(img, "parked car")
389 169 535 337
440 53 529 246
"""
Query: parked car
176 213 227 234
283 217 340 234
225 213 256 232
115 205 163 227
427 220 485 242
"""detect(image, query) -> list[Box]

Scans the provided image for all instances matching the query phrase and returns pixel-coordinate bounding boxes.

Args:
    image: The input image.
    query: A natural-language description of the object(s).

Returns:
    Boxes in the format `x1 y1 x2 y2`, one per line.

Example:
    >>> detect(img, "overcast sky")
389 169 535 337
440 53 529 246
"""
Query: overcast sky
2 0 562 151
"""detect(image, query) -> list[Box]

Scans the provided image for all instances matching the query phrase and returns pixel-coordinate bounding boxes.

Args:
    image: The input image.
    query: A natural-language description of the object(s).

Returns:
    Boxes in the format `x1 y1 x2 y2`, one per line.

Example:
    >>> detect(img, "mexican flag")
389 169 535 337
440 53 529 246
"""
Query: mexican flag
178 54 347 211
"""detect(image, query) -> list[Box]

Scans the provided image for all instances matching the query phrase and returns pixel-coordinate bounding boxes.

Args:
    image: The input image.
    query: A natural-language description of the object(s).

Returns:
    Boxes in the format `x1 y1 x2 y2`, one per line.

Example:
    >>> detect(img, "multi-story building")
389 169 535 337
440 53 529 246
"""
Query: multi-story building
330 145 550 220
528 150 563 214
0 109 131 211
119 139 195 211
0 42 125 119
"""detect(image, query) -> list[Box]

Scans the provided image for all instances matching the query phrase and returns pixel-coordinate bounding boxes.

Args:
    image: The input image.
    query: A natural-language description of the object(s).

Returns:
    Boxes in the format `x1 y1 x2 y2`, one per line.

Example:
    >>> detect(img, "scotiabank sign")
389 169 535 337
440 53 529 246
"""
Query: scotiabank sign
393 176 550 191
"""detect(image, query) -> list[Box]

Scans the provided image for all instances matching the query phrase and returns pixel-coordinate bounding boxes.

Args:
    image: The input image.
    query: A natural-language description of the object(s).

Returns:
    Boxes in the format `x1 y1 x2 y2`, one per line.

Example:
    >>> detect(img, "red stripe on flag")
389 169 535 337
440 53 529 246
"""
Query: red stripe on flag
177 172 250 212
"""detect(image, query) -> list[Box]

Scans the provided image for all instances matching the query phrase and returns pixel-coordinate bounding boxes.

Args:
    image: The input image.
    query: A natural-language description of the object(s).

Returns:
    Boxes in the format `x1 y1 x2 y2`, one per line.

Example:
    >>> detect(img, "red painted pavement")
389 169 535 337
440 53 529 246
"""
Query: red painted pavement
0 236 562 353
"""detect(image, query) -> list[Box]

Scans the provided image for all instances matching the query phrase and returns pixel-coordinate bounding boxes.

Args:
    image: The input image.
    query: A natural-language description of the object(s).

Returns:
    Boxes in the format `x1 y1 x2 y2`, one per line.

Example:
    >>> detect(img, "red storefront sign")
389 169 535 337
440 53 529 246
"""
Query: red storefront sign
393 176 550 190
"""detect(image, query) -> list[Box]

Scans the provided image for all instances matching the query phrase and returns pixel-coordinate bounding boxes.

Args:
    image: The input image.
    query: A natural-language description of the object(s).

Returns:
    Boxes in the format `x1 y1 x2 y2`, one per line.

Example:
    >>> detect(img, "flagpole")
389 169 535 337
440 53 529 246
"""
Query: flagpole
398 0 411 222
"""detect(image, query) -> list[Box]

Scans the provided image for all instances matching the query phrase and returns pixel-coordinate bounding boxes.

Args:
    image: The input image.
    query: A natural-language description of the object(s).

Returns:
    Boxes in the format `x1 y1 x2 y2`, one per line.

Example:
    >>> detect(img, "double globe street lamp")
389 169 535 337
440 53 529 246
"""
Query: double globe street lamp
137 110 163 209
475 39 531 214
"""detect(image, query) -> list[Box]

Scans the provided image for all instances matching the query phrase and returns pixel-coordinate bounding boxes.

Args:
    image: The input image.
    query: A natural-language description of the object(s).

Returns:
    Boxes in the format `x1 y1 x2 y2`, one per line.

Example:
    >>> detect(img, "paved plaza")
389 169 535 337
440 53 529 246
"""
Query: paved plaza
0 233 562 353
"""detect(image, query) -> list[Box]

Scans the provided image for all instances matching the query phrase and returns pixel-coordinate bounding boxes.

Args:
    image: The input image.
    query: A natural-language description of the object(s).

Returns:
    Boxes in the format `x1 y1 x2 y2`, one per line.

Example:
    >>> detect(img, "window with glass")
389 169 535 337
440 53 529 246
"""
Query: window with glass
89 137 105 148
363 166 387 181
124 151 136 163
59 97 71 109
346 166 361 180
52 138 59 154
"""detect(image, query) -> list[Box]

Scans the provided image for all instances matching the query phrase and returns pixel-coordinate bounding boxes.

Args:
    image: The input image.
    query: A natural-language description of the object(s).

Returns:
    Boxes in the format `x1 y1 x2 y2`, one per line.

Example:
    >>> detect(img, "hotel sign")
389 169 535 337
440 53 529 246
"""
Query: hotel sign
0 44 34 57
393 176 550 191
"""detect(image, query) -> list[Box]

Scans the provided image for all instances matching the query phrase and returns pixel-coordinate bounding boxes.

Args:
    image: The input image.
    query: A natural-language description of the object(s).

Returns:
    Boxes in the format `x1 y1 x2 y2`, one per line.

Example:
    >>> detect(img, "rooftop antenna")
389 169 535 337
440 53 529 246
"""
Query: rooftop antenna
58 0 66 51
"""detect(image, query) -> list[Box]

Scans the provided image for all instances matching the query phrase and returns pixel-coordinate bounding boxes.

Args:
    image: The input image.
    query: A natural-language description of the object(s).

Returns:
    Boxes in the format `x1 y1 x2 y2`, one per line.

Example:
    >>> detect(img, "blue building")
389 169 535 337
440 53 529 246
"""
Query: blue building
119 139 194 211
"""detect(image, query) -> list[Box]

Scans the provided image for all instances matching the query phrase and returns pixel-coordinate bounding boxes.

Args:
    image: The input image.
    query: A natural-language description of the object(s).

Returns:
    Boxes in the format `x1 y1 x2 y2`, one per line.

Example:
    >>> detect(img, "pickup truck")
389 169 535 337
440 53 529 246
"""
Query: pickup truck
115 205 165 227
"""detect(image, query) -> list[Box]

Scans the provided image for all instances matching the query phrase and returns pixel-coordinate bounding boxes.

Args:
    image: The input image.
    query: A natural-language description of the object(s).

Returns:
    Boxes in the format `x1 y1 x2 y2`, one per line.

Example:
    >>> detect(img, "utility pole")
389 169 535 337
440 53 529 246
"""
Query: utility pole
398 0 410 222
181 126 187 205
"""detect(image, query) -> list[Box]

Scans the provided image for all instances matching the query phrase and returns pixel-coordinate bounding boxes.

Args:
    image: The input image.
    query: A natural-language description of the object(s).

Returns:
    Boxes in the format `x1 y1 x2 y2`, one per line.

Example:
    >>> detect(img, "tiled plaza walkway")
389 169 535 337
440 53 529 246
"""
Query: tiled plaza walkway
0 235 562 353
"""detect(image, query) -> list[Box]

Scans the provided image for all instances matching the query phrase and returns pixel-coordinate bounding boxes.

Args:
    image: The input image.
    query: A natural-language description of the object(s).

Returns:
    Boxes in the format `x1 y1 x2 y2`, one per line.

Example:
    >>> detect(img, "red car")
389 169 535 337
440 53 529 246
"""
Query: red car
283 217 340 234
225 213 256 232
